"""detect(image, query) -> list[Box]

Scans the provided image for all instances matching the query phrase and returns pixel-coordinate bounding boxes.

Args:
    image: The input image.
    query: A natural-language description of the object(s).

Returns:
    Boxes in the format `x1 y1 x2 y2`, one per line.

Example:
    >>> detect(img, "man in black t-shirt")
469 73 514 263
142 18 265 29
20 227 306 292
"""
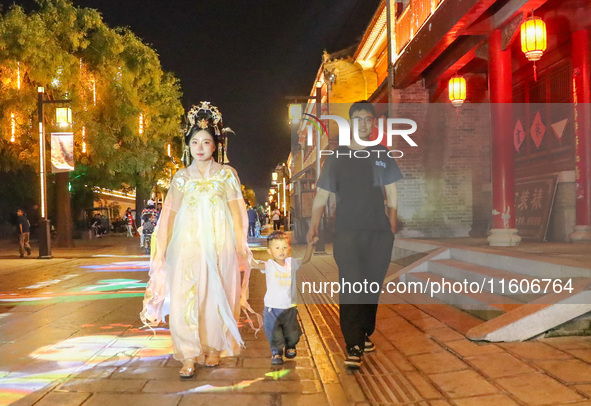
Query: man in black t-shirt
16 209 32 257
307 101 402 370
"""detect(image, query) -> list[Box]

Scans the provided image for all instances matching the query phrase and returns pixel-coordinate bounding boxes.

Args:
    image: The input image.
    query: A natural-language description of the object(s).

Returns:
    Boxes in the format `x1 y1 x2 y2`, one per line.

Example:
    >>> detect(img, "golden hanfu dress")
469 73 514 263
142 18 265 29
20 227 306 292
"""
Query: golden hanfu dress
140 160 255 361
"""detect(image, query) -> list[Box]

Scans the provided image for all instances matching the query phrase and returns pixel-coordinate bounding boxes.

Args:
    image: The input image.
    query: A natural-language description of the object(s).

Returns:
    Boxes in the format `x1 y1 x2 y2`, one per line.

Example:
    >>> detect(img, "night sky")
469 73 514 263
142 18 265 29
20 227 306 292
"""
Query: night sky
9 0 380 202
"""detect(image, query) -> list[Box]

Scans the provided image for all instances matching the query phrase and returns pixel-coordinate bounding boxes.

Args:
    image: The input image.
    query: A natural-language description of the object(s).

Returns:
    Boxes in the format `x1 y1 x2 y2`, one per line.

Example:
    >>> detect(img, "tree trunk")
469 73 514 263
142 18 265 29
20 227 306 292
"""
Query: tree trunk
135 182 149 228
55 172 74 248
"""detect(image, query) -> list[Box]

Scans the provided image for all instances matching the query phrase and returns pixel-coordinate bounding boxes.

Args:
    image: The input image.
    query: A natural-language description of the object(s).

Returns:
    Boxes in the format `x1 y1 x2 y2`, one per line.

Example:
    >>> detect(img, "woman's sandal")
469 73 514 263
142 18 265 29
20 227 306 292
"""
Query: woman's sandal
204 350 220 367
179 360 195 379
195 354 206 366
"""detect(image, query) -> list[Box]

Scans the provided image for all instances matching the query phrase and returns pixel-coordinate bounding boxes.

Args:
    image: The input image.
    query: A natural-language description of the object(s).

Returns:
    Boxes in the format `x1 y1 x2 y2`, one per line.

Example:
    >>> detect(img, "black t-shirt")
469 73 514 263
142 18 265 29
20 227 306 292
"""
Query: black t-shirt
17 215 30 233
317 145 403 231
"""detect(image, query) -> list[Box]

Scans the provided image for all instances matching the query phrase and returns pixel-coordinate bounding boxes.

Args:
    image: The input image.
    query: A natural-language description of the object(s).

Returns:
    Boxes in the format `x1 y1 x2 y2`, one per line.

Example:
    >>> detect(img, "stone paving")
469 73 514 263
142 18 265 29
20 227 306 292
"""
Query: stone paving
293 242 591 406
0 234 590 405
0 235 336 406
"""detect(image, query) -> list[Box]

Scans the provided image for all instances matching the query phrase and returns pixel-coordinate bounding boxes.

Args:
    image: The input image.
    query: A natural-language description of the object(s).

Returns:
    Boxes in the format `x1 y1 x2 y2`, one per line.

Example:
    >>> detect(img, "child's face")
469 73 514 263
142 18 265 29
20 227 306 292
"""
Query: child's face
267 238 290 262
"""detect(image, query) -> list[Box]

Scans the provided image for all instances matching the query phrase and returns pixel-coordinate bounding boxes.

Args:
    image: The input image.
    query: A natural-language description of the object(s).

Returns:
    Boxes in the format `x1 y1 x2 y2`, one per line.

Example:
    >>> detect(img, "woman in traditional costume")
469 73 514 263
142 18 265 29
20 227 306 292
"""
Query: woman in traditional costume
140 102 257 378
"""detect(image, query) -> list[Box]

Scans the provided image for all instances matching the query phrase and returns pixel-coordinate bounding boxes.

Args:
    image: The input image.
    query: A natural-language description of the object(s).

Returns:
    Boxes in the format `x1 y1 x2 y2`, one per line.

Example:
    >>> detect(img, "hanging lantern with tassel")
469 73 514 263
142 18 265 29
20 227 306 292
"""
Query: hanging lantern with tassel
521 11 547 81
449 75 466 108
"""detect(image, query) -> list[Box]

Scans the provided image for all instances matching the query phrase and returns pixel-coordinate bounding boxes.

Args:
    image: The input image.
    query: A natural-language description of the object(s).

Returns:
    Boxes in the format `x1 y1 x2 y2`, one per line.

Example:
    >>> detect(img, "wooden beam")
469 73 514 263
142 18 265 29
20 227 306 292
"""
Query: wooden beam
424 35 486 89
492 0 549 29
393 0 497 88
501 13 524 50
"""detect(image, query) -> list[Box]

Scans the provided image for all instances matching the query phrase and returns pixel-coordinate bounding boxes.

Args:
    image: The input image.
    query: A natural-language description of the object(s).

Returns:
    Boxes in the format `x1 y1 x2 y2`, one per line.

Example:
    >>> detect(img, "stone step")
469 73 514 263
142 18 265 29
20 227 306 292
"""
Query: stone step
466 279 591 341
428 259 545 302
401 271 523 313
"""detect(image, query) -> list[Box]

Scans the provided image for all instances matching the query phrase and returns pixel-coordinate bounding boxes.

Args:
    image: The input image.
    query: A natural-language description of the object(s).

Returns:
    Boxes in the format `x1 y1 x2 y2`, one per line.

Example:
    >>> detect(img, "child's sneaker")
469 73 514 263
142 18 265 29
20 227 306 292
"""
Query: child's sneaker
344 345 363 370
285 348 297 359
364 335 376 352
271 353 284 365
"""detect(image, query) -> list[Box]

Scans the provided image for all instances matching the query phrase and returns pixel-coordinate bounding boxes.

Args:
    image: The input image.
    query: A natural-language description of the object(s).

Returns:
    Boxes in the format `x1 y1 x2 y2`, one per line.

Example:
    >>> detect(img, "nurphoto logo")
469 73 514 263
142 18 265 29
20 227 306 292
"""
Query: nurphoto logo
303 113 418 159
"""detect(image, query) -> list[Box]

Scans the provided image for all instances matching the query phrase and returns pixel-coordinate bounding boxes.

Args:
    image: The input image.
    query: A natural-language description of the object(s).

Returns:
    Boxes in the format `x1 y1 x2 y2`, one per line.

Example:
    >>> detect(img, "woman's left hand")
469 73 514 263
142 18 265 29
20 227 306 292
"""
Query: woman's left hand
236 247 249 271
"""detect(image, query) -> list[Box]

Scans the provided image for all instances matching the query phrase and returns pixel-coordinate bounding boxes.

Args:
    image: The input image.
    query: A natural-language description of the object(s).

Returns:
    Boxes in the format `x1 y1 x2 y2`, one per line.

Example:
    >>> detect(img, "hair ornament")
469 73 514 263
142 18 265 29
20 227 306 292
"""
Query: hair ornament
182 145 191 167
187 101 222 127
197 118 209 129
221 127 235 164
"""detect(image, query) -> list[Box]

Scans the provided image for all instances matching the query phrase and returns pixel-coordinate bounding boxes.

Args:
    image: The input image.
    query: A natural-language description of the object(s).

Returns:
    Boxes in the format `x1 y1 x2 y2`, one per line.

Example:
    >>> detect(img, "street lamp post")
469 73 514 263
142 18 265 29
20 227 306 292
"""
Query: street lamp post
37 87 71 259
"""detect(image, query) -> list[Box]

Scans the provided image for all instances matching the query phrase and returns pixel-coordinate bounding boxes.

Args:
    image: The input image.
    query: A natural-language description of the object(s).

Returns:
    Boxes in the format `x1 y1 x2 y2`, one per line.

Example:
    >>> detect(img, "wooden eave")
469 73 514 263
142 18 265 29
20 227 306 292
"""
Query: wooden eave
393 0 552 89
354 0 387 62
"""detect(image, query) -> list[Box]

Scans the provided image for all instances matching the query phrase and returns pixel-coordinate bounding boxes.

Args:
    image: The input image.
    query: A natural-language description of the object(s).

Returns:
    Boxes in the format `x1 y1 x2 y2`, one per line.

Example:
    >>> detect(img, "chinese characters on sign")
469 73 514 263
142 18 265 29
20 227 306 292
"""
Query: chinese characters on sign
514 175 558 240
514 119 525 152
530 111 546 149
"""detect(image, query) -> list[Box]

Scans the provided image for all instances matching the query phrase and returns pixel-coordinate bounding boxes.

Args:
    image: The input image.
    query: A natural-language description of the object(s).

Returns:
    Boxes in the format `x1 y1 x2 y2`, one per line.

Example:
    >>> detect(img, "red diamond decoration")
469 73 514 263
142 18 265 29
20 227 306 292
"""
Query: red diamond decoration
530 111 546 149
514 120 525 152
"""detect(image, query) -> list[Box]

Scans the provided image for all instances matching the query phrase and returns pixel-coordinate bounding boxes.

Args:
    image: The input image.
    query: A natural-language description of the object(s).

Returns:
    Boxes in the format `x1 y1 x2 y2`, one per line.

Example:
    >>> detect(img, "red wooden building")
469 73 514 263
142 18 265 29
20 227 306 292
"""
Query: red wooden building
291 0 591 245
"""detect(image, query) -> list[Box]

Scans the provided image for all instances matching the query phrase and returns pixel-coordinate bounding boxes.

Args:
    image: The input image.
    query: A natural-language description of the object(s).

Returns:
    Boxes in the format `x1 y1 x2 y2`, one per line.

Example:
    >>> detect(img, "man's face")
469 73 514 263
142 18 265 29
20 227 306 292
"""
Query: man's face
350 109 375 141
17 210 23 216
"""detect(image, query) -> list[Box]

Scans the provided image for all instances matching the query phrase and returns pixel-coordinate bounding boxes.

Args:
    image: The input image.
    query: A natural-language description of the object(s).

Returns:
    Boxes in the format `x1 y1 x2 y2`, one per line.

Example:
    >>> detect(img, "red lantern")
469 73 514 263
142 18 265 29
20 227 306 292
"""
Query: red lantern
448 75 466 108
521 12 547 80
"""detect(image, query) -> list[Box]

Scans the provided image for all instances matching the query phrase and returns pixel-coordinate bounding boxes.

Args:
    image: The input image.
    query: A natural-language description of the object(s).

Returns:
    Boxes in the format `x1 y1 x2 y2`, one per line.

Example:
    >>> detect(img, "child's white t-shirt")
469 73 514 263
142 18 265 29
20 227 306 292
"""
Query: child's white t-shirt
261 257 302 309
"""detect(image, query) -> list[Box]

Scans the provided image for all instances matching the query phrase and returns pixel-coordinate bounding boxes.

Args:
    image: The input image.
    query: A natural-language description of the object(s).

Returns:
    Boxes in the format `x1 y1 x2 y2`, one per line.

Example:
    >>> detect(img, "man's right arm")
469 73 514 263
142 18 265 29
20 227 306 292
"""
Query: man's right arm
306 187 331 243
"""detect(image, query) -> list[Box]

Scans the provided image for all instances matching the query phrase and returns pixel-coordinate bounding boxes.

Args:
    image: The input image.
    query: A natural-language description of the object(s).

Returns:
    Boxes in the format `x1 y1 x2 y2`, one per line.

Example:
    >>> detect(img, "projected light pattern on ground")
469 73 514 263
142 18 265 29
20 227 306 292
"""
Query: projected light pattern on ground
0 279 147 306
0 324 172 406
82 261 150 272
0 252 289 405
184 370 291 393
0 328 172 406
247 241 268 252
0 325 292 405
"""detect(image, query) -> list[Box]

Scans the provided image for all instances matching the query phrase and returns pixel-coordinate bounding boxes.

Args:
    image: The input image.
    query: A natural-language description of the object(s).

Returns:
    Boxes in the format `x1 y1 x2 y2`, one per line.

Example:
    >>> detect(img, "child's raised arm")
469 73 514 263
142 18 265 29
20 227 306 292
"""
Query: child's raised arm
249 257 266 271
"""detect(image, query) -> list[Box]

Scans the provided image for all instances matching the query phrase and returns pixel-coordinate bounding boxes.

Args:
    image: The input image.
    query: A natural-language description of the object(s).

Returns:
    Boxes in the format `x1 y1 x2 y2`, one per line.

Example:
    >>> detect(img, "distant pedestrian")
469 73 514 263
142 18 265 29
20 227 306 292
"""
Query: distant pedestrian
250 231 317 364
156 202 163 221
16 209 32 258
140 200 158 248
142 213 156 254
272 208 281 231
124 208 135 237
247 207 258 237
91 213 107 237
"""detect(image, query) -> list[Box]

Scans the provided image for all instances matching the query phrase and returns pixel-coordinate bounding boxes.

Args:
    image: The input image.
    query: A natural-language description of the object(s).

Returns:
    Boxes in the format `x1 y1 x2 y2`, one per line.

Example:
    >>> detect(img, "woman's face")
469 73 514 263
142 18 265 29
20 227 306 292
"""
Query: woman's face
189 130 215 162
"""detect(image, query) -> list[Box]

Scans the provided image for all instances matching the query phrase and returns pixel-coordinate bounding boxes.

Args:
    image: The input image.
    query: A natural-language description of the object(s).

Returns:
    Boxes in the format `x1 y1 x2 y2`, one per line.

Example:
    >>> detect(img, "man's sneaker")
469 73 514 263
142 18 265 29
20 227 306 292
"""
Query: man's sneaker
285 348 297 359
344 345 363 370
364 336 376 352
271 353 284 365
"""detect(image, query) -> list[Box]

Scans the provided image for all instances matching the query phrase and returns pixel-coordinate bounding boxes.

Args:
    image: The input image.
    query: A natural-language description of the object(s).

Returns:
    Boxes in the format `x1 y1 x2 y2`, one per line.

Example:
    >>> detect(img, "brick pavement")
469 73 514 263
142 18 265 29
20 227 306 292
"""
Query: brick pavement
294 243 591 406
0 234 590 405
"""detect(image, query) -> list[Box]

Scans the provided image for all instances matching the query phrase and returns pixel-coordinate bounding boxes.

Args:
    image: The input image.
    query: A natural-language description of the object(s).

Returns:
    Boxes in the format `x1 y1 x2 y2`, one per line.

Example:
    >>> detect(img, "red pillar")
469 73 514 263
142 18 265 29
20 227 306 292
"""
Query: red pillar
570 29 591 241
487 29 521 246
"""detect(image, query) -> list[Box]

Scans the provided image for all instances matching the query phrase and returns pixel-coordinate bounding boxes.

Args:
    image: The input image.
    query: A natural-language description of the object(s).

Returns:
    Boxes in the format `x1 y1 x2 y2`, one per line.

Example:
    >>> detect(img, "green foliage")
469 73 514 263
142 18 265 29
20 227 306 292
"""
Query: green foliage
0 0 184 197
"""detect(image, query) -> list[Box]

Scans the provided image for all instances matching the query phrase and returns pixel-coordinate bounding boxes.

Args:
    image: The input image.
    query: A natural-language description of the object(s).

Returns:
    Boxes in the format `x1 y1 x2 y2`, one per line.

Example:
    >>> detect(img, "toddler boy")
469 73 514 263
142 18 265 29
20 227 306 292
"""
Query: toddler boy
251 231 316 365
